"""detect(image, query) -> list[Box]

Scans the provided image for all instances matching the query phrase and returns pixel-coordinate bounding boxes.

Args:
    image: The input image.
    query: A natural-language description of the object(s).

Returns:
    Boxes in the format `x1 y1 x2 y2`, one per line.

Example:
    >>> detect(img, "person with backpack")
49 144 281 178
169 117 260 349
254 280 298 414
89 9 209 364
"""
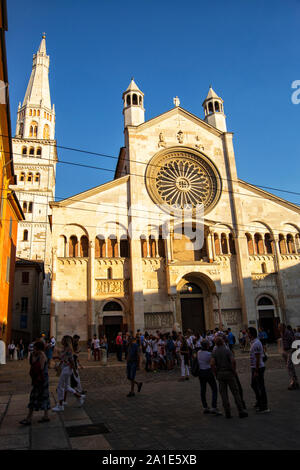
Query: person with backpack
197 340 221 415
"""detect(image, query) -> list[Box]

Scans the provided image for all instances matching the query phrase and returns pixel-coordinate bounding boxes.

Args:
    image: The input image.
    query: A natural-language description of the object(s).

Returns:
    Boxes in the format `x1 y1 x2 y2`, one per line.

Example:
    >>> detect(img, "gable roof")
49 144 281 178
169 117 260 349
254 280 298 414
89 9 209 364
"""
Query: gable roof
50 175 129 208
238 179 300 213
127 106 224 137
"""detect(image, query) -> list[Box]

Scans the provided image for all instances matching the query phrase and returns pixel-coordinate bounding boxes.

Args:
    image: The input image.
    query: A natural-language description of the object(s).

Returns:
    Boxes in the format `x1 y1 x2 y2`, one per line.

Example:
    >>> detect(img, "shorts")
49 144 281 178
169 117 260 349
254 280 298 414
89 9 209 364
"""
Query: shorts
127 362 137 381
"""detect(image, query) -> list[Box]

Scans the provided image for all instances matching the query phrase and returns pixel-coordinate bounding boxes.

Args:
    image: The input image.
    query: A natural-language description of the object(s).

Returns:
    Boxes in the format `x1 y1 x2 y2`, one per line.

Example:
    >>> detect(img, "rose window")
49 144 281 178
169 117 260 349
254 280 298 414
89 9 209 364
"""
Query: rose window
145 149 221 213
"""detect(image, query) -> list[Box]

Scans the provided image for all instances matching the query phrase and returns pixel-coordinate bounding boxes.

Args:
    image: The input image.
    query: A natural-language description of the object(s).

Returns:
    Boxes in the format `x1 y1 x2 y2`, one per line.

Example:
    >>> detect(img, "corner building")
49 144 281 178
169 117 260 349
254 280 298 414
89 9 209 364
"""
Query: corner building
50 80 300 343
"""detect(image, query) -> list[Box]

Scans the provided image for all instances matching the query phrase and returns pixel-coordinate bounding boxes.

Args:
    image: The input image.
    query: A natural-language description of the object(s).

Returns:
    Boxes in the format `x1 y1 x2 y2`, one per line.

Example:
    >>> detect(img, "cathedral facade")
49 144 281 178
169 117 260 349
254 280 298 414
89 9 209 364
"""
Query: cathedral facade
50 79 300 344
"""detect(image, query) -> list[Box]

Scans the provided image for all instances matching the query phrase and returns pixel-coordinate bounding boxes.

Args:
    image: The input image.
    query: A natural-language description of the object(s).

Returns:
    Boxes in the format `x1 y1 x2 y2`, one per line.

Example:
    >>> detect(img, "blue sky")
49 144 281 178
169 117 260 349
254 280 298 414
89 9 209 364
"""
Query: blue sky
6 0 300 205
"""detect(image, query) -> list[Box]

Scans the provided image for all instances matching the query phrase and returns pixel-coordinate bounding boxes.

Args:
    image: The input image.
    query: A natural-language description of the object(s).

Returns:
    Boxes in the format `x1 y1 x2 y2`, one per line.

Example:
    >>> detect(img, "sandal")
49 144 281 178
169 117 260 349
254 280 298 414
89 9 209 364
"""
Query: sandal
19 419 31 425
38 417 50 423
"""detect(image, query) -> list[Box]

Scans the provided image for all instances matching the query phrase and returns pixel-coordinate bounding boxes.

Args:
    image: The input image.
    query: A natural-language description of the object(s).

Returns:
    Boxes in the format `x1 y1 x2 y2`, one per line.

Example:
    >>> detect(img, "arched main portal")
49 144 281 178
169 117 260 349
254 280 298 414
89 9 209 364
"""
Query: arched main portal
177 273 216 334
98 300 127 353
257 295 279 343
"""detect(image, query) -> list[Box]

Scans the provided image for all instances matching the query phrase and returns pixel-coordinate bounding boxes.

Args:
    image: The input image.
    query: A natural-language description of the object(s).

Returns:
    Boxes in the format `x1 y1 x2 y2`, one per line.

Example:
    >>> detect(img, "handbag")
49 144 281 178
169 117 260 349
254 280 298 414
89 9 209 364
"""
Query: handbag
191 356 200 377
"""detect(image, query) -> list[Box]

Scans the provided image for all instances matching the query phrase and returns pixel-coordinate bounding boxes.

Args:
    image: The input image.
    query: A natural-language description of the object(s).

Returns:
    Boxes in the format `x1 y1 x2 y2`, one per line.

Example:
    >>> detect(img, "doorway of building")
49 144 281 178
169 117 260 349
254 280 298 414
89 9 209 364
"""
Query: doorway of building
101 315 123 353
257 296 278 343
180 282 206 334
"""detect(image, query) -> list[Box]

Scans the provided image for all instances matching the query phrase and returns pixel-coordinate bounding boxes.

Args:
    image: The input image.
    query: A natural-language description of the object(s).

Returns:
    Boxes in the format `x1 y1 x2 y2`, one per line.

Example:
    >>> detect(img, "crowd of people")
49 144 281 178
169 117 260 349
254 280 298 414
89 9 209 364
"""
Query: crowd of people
14 321 300 425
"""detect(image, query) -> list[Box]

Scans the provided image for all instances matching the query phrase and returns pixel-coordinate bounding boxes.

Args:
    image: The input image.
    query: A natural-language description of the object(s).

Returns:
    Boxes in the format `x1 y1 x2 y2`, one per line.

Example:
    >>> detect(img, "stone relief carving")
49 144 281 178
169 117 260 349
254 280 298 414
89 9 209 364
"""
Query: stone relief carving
96 279 128 295
158 132 167 148
144 312 173 329
213 309 242 326
177 130 184 144
195 136 204 151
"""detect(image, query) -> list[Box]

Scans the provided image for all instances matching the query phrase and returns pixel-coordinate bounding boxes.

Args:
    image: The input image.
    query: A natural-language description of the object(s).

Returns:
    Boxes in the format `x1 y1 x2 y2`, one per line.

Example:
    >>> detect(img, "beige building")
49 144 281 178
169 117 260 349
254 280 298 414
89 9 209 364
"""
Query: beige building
50 80 300 344
11 259 44 343
10 35 57 333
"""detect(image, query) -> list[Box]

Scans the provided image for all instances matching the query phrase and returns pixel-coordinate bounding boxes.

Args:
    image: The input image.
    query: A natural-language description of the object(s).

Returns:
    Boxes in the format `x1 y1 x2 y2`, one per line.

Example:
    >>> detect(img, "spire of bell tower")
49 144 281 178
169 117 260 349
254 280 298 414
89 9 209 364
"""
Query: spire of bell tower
122 78 145 127
15 33 55 140
202 86 227 132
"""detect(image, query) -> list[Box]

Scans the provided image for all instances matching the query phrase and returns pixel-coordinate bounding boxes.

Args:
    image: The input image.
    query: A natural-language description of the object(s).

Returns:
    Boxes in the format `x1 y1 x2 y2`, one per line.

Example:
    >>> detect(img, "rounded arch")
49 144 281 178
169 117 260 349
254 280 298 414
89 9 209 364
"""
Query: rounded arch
100 298 126 316
176 272 217 295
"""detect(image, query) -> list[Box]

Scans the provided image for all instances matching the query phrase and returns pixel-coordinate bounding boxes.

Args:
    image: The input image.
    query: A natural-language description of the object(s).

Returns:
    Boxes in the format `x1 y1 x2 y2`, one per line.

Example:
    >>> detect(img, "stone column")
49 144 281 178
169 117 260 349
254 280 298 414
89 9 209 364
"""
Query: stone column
207 230 214 262
50 247 57 338
87 240 96 338
272 234 287 323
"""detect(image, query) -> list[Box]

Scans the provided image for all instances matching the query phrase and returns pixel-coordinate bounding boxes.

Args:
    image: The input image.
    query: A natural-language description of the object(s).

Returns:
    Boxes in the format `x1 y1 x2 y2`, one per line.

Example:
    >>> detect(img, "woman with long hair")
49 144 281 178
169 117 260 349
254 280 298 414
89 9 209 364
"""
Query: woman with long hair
20 341 50 425
52 335 85 412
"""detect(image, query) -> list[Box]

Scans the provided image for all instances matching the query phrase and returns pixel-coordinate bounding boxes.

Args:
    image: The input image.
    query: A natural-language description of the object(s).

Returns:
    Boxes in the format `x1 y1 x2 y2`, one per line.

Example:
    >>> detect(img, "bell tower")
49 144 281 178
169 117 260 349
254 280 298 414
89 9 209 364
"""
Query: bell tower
202 86 227 132
122 78 145 127
11 34 58 333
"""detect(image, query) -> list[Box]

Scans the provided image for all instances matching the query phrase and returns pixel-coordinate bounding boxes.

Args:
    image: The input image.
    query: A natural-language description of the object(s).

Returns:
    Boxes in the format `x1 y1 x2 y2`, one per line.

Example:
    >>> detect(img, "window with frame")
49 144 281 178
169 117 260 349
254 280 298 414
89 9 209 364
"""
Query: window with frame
22 272 29 284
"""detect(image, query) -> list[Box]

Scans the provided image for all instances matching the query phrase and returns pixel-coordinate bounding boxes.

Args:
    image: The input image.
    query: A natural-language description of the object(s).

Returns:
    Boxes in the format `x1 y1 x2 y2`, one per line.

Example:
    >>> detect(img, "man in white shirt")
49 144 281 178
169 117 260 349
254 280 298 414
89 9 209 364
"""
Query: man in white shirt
248 327 270 413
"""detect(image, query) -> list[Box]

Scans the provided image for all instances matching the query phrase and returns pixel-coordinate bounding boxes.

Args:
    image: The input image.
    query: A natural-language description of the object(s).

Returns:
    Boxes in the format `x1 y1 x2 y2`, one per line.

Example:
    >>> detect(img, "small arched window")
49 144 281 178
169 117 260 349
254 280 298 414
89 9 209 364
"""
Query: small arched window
95 236 105 258
258 296 273 306
229 233 236 254
214 101 220 112
221 233 228 254
36 147 42 157
22 201 27 213
132 94 138 105
29 121 38 137
141 236 147 257
261 262 267 273
107 236 118 257
254 233 264 255
59 235 67 257
35 173 40 183
29 147 34 156
246 233 254 255
279 234 287 254
265 233 273 254
37 110 40 116
158 235 165 258
80 235 89 257
22 147 27 156
120 237 129 258
20 172 25 182
287 234 295 254
23 229 28 241
69 236 78 257
33 109 36 116
208 102 214 113
43 124 50 139
29 109 32 116
28 202 33 213
214 233 221 255
126 95 131 106
107 267 112 279
27 173 33 182
149 236 157 257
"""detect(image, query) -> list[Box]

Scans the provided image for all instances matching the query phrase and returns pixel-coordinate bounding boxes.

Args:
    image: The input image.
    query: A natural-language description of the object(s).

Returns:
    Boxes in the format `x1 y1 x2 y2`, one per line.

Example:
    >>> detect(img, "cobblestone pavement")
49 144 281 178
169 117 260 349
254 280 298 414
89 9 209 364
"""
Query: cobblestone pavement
0 349 299 450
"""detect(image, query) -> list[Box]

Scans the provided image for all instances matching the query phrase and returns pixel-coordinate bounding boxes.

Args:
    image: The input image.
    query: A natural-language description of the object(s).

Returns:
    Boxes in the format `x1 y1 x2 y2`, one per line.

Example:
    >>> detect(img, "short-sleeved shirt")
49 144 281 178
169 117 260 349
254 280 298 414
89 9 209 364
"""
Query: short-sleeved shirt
127 343 139 363
250 338 265 369
211 345 234 372
197 350 212 370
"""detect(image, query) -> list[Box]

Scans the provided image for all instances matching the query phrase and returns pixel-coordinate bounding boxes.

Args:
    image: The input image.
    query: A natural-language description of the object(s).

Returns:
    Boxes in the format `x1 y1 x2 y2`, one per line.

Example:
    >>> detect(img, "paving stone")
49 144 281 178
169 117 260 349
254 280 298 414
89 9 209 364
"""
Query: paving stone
70 434 112 450
0 434 30 450
31 426 70 450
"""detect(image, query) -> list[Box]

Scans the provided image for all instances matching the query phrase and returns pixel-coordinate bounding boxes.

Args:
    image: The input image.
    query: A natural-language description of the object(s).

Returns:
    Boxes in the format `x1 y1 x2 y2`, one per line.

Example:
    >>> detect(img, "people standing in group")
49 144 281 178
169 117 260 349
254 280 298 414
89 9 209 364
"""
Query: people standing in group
52 335 85 412
278 323 299 390
248 327 270 413
126 336 143 397
166 334 175 370
92 334 101 361
8 340 16 360
116 332 123 362
211 335 248 419
20 340 50 425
